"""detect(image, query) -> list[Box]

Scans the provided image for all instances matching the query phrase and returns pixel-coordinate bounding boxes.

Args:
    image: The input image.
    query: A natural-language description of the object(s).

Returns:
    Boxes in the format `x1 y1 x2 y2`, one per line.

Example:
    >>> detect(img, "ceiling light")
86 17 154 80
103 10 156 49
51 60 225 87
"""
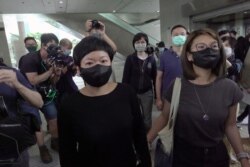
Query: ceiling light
59 1 63 4
113 10 116 13
157 10 160 13
244 11 248 14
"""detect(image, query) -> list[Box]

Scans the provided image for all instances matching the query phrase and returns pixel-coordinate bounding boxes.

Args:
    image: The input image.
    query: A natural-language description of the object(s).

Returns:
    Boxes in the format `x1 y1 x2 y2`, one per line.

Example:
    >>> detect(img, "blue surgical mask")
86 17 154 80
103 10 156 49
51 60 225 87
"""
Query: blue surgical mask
172 35 186 46
63 49 71 56
134 43 147 52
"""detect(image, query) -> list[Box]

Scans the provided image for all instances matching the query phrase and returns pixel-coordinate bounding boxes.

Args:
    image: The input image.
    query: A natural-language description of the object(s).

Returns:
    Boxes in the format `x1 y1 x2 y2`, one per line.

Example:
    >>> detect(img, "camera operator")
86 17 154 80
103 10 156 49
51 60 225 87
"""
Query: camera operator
85 19 117 52
19 33 60 164
56 38 78 108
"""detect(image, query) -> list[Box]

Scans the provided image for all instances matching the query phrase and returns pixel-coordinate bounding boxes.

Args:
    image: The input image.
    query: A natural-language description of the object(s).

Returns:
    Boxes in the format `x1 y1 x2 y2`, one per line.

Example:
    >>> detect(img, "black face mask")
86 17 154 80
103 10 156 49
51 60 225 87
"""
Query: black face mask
80 64 112 87
191 48 221 69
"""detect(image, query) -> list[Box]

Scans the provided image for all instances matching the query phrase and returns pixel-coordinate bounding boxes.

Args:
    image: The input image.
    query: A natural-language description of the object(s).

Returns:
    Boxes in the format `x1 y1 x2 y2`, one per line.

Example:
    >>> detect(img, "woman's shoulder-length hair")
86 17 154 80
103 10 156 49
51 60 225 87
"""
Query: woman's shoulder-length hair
181 28 226 80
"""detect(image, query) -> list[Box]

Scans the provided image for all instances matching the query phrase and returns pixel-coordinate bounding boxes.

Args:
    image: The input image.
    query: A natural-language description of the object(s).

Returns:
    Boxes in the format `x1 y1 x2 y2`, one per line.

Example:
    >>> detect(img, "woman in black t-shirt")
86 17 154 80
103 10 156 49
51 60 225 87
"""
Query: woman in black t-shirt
58 36 151 167
148 28 250 167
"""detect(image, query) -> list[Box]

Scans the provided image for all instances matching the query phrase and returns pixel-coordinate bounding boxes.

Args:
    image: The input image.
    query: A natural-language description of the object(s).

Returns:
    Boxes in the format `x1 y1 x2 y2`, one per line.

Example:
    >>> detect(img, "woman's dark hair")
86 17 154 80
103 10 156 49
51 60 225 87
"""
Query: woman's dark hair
40 33 59 46
234 36 249 62
73 36 115 66
230 30 237 36
221 36 237 49
218 30 229 37
181 28 226 80
157 41 165 47
132 32 149 49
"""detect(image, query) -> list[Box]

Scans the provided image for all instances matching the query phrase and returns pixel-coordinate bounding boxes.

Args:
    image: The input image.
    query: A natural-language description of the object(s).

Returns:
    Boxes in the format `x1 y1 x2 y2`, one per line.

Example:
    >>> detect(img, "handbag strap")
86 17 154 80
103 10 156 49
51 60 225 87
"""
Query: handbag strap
167 77 181 129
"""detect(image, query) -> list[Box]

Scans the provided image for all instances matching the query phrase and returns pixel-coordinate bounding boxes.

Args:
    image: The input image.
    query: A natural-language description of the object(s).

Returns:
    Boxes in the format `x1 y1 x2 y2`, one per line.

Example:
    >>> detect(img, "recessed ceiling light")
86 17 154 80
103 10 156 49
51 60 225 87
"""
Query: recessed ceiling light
59 1 63 4
113 10 116 13
157 10 160 13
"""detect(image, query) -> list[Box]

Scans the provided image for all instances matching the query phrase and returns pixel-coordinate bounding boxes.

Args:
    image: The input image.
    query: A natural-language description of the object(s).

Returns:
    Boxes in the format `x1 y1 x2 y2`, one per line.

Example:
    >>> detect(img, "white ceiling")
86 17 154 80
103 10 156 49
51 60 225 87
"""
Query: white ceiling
0 0 248 25
0 0 159 14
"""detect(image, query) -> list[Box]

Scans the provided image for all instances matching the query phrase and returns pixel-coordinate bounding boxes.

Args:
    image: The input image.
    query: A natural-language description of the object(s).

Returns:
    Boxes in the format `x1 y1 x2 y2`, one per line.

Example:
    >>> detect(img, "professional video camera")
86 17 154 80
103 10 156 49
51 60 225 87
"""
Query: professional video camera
46 44 74 68
91 20 103 29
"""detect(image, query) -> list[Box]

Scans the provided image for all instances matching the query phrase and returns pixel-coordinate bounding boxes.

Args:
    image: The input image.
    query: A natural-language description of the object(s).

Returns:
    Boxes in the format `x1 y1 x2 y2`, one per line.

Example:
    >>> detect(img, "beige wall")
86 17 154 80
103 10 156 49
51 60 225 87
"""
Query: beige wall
160 0 190 47
47 13 135 57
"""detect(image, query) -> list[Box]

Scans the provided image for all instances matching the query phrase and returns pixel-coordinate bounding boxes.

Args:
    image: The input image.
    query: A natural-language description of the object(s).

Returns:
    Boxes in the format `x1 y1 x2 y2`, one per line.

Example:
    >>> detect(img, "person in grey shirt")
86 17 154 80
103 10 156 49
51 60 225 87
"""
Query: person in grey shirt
148 28 250 167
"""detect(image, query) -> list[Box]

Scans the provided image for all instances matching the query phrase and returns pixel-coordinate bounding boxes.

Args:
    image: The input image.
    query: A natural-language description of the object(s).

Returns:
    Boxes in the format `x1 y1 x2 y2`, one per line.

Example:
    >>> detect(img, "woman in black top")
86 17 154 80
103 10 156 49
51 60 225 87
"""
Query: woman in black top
58 36 151 167
148 28 250 167
122 33 157 132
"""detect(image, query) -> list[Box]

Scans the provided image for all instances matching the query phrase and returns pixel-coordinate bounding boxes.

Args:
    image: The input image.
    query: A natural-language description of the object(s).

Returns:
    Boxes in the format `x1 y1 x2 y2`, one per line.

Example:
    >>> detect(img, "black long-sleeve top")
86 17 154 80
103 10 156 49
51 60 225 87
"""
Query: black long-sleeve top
122 53 157 96
58 83 151 167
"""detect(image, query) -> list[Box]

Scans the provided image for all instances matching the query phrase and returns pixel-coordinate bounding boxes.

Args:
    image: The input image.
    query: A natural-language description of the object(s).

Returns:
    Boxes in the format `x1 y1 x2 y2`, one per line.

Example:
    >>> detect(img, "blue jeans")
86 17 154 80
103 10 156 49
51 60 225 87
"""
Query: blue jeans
40 101 57 120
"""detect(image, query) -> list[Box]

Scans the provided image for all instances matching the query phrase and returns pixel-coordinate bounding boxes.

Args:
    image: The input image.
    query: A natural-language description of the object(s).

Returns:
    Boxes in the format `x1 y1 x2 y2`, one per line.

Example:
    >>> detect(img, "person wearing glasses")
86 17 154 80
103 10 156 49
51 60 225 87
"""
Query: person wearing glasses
148 28 250 167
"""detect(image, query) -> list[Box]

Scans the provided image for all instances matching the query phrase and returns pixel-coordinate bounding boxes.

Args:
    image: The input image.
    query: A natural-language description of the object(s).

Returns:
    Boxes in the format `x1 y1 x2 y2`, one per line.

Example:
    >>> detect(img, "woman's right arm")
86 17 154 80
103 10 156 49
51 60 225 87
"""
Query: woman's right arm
147 99 170 143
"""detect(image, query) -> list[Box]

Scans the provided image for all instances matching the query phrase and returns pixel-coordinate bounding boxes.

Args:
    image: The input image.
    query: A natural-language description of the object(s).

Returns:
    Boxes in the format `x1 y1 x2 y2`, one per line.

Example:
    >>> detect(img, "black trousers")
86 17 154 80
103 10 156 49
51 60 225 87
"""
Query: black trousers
173 137 229 167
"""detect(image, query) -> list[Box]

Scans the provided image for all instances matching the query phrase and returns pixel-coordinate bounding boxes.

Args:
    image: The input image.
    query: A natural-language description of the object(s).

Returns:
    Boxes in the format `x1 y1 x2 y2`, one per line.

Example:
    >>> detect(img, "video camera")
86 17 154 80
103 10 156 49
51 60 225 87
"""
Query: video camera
91 20 103 29
46 44 74 68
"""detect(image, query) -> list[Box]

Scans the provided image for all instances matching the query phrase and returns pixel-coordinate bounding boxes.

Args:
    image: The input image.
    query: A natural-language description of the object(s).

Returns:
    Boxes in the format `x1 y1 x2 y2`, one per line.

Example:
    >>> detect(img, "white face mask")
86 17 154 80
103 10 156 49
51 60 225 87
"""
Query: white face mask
158 47 164 52
134 43 147 52
224 47 233 58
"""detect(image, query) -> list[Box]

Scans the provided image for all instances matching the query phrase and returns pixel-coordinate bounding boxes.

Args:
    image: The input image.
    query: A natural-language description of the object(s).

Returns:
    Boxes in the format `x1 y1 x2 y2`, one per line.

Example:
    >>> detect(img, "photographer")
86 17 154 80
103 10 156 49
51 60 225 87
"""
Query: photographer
19 33 60 164
85 19 117 52
56 38 78 108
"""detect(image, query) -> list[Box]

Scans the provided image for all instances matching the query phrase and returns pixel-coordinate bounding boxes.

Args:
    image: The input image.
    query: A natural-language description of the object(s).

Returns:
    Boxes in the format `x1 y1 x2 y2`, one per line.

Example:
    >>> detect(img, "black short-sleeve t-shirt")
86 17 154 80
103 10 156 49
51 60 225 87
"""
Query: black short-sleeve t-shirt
165 77 243 147
19 51 50 87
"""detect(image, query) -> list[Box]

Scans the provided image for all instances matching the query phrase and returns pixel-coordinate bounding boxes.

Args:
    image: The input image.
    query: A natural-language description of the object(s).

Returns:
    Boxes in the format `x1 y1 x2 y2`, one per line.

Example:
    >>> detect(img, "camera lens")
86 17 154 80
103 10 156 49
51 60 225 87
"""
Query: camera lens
91 20 101 29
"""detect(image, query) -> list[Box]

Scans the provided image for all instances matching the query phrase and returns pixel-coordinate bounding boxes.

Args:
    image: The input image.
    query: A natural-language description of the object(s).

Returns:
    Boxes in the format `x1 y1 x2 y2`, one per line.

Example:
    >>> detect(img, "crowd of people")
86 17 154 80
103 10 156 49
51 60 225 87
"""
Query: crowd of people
1 18 250 167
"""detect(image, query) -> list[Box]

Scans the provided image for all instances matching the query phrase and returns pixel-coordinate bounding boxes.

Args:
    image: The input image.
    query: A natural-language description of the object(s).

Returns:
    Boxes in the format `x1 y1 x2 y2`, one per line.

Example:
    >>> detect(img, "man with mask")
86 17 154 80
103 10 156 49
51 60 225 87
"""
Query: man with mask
56 38 78 110
157 41 166 56
24 37 38 53
19 33 61 164
155 25 188 111
19 37 38 68
59 38 72 56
